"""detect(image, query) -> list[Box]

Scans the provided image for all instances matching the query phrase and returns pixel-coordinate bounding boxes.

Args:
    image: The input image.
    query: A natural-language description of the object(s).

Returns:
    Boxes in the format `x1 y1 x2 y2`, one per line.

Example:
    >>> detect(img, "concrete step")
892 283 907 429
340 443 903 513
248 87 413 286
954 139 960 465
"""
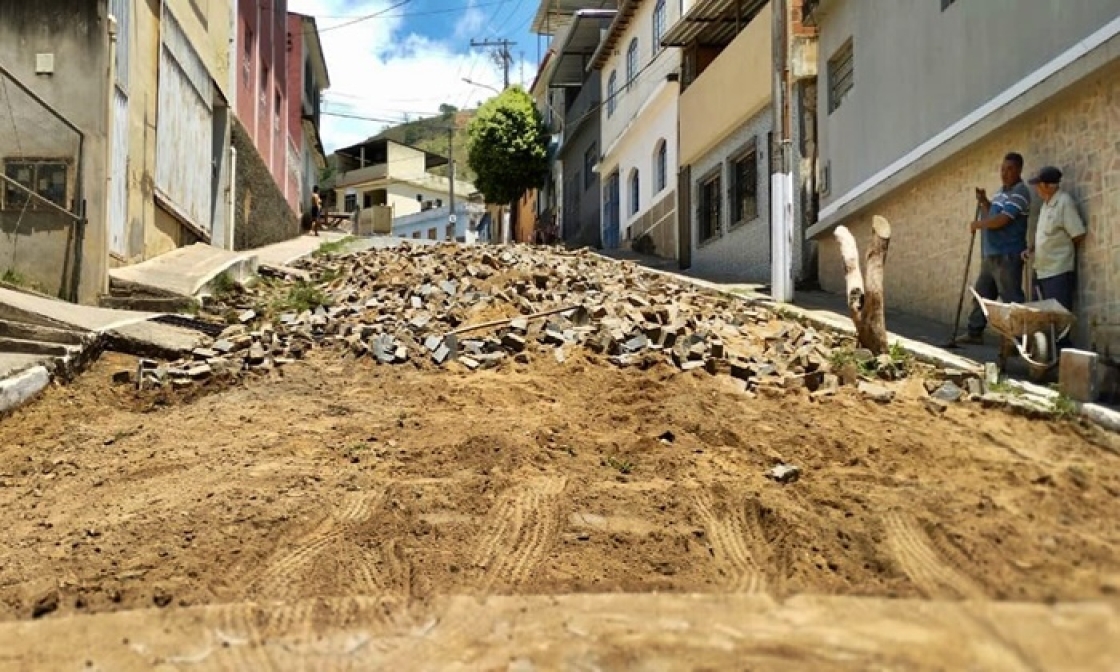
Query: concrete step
0 336 79 358
0 318 88 346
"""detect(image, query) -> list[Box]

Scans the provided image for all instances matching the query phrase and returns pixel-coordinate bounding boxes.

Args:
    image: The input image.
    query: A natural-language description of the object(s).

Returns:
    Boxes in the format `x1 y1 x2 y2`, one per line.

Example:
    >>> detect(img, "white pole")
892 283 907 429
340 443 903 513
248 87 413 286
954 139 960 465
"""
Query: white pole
228 146 237 249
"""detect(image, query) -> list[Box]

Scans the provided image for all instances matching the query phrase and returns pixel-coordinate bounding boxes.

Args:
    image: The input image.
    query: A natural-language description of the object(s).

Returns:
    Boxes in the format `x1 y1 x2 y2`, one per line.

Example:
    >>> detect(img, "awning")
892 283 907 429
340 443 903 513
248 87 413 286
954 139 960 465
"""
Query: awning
532 0 617 36
660 0 768 48
588 0 641 71
547 9 617 87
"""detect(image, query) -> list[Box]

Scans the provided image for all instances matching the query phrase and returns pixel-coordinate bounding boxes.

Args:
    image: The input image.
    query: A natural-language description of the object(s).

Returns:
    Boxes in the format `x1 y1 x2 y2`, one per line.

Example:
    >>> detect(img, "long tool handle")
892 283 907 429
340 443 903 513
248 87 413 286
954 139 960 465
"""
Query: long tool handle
950 204 983 341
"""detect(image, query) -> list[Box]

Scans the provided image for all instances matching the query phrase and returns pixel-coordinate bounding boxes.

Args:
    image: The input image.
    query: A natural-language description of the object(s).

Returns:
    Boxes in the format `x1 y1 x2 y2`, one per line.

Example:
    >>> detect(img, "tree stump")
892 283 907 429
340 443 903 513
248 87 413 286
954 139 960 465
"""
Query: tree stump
834 216 892 354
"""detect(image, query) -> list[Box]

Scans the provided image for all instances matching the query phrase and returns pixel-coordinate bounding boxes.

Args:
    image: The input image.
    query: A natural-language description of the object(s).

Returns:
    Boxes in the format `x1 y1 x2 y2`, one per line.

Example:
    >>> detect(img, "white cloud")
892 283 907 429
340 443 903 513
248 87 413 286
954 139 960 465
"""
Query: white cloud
290 0 535 152
454 0 486 41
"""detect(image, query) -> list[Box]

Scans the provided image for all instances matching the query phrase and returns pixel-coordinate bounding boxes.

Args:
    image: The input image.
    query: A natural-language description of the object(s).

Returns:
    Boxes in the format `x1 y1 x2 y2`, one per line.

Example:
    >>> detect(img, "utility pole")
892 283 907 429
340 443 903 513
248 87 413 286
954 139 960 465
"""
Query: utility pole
470 38 516 89
447 126 456 238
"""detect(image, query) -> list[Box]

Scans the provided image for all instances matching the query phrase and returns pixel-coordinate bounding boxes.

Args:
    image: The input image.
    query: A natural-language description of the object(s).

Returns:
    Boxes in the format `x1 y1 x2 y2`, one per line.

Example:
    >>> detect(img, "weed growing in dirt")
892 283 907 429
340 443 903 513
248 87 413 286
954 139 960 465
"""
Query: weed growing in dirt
209 271 239 299
2 268 45 293
313 237 356 258
604 456 635 475
829 341 913 380
1051 393 1078 421
265 281 330 316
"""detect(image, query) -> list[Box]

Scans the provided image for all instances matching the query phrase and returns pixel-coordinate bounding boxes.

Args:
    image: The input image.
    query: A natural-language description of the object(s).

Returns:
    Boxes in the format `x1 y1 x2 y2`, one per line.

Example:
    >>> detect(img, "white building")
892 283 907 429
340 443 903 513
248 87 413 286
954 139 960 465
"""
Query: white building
590 0 683 257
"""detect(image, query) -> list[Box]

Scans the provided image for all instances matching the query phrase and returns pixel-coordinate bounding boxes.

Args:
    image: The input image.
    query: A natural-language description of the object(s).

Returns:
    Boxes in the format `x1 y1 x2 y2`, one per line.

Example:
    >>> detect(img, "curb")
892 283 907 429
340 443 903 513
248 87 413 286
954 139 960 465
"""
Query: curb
0 365 51 415
602 253 1120 433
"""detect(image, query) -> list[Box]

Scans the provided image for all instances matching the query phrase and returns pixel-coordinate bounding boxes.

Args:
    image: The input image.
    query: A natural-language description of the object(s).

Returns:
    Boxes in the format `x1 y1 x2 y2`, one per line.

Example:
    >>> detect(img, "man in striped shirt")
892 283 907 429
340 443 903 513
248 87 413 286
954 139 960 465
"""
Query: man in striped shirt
965 152 1031 344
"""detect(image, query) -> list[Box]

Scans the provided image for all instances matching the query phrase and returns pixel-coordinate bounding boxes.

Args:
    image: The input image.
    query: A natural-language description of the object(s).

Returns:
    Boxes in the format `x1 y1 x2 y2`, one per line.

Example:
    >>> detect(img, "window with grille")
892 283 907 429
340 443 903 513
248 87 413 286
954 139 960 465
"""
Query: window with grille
629 170 640 215
446 223 455 240
730 142 758 225
626 39 639 88
827 39 854 113
584 144 597 189
607 72 617 116
243 26 253 87
653 0 667 48
654 140 667 193
2 159 69 210
698 172 721 242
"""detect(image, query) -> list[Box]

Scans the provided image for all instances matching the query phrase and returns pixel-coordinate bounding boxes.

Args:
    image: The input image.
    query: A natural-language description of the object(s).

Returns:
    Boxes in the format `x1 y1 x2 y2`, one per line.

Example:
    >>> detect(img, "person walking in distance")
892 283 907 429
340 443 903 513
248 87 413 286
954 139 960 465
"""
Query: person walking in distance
310 185 323 237
1025 166 1085 348
964 152 1031 344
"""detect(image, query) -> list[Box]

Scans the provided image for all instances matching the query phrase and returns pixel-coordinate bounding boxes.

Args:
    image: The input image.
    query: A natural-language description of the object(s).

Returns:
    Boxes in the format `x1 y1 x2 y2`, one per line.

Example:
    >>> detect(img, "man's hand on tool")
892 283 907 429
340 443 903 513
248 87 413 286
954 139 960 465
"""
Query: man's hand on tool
970 219 985 232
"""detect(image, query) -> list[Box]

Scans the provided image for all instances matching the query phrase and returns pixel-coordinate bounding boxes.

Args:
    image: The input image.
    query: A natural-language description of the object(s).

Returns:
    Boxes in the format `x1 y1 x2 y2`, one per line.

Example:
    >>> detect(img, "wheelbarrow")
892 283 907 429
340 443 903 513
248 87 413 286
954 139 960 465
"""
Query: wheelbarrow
970 288 1076 382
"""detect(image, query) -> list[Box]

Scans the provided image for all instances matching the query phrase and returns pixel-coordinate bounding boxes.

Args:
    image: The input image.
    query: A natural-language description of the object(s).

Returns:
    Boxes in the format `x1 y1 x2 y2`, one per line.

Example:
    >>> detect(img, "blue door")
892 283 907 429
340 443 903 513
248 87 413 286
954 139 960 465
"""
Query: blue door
603 171 620 249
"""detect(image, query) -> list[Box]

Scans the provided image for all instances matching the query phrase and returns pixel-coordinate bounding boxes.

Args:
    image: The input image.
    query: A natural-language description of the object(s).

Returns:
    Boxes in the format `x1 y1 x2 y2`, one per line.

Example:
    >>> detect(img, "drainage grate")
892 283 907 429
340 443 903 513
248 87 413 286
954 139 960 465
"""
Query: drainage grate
150 314 228 338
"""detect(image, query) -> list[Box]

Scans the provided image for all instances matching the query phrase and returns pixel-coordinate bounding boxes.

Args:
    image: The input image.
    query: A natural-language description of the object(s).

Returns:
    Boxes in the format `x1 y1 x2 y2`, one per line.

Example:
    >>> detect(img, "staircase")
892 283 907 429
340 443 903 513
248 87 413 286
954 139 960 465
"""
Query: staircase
0 315 100 384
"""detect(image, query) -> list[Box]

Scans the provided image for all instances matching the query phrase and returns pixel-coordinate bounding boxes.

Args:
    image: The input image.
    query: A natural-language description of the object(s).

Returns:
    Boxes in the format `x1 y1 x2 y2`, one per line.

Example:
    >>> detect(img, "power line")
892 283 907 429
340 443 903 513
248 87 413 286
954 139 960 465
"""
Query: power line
312 1 504 20
313 0 413 34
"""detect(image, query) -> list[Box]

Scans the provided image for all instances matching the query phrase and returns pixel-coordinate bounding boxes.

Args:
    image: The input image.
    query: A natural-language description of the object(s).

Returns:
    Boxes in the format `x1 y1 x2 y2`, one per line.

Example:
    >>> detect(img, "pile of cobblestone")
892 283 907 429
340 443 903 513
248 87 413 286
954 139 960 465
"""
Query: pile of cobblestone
125 243 927 399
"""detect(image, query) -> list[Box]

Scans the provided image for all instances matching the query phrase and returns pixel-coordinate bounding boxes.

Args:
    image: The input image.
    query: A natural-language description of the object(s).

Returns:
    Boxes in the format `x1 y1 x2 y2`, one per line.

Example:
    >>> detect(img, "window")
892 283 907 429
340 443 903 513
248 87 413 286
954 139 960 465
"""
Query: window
607 71 617 116
412 231 421 239
446 223 455 240
260 64 270 112
344 193 357 212
653 0 667 48
626 39 639 88
3 159 69 210
827 39 854 113
654 140 667 193
274 89 281 131
584 144 597 189
427 228 437 240
243 25 253 87
730 142 759 225
698 171 721 242
629 169 640 215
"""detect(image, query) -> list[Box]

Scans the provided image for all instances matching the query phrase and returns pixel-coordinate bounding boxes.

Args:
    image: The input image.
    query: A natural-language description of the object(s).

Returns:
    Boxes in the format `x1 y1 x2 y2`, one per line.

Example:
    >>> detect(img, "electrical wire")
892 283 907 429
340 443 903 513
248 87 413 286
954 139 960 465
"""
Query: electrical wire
313 0 413 33
312 0 504 20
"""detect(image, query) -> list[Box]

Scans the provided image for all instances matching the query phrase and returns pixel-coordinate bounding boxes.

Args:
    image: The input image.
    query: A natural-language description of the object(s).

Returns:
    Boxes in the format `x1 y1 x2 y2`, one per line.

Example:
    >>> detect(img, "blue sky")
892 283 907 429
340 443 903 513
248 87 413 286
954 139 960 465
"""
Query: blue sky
289 0 544 151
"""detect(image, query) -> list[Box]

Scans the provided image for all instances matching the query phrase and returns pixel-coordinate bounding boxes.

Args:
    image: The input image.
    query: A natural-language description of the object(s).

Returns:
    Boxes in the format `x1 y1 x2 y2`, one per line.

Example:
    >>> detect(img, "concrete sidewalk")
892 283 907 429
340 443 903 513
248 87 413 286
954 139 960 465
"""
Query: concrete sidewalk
254 231 349 267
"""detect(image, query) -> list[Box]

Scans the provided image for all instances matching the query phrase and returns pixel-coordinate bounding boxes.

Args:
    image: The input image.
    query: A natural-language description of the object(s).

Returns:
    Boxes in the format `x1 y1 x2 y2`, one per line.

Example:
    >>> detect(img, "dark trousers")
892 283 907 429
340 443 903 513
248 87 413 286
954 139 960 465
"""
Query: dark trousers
1036 271 1076 348
968 253 1025 336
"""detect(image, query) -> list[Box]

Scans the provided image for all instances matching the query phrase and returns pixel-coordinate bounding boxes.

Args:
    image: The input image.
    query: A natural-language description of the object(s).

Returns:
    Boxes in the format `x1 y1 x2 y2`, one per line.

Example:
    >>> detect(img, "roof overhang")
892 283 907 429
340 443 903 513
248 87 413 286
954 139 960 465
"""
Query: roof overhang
661 0 769 48
589 0 641 71
531 0 617 35
547 9 617 87
294 13 331 89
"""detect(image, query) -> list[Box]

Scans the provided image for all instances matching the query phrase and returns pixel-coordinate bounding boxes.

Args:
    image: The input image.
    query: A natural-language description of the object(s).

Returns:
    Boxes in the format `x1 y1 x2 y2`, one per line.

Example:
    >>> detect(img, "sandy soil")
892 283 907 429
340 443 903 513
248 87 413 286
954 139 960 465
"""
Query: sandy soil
1 346 1119 624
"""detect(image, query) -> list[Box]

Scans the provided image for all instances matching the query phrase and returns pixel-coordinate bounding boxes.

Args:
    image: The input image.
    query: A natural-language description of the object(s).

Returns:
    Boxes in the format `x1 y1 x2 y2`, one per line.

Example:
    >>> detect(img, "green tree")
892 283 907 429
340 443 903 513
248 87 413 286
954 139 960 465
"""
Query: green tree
439 103 459 118
466 86 549 204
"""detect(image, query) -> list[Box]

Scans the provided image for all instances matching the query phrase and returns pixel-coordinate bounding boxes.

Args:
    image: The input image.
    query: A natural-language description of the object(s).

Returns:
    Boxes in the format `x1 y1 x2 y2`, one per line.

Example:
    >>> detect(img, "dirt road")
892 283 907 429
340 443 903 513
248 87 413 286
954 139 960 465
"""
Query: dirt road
0 245 1118 668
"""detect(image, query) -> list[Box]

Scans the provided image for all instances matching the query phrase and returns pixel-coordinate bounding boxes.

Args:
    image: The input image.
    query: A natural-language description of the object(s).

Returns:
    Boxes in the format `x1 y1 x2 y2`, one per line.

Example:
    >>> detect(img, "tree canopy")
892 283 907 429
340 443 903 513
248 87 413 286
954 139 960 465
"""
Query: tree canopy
466 86 550 204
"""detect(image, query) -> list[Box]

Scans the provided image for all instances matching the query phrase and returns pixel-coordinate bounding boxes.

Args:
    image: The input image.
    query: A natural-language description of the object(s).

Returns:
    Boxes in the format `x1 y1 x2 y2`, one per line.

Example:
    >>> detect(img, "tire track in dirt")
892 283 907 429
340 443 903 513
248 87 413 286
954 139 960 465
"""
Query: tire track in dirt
884 512 986 600
472 476 566 592
248 491 386 602
692 492 767 593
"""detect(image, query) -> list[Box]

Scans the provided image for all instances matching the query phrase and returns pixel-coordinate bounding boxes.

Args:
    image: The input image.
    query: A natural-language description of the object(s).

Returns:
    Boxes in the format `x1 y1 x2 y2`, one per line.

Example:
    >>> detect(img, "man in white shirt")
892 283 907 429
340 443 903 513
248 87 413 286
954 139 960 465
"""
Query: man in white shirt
1025 166 1086 346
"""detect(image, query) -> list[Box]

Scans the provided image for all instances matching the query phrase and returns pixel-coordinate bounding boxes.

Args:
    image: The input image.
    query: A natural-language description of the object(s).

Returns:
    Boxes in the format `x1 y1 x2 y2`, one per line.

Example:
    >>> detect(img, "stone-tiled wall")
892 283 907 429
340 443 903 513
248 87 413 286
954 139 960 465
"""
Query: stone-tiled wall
231 118 299 250
689 107 773 282
629 190 677 259
817 64 1120 352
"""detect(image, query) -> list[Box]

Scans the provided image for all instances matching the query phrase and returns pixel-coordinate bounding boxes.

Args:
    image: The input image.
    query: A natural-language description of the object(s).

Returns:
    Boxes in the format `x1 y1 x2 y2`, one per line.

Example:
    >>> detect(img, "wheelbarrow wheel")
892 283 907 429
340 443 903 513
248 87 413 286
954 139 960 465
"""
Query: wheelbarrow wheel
1027 331 1051 382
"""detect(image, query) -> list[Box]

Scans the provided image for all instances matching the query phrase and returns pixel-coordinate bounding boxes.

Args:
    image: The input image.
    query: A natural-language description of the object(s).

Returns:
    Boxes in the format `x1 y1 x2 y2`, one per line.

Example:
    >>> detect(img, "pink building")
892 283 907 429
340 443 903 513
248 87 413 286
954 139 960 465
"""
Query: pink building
235 0 295 211
286 13 330 215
